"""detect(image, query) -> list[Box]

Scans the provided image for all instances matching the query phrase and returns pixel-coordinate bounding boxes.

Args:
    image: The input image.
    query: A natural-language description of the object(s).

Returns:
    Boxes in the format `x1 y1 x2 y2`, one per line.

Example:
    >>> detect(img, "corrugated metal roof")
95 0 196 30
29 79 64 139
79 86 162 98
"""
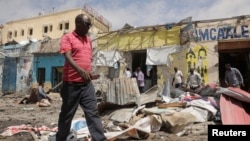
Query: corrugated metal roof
33 38 60 54
106 78 140 105
220 87 250 124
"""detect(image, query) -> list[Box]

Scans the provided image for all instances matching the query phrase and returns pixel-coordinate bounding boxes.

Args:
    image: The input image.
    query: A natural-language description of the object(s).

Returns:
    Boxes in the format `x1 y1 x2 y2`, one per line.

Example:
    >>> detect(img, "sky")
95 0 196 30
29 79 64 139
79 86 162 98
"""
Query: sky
1 0 250 31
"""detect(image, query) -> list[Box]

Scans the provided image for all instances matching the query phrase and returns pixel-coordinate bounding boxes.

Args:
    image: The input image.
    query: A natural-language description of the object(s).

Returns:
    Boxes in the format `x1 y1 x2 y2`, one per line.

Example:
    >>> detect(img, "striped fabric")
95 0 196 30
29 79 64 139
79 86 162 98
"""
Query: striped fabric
0 124 58 137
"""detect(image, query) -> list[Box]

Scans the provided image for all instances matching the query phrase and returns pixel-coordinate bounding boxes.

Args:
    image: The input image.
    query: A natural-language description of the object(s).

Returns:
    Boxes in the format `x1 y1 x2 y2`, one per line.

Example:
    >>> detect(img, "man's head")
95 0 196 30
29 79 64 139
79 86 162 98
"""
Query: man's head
75 14 92 36
39 81 45 87
136 67 141 72
174 67 178 72
189 67 194 74
225 63 231 71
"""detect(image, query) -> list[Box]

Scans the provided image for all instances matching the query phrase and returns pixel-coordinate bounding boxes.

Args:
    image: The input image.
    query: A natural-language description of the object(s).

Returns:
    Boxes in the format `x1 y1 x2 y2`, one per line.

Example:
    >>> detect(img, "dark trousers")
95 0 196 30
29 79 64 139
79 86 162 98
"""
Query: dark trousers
139 86 144 93
190 85 200 91
56 82 107 141
175 83 182 88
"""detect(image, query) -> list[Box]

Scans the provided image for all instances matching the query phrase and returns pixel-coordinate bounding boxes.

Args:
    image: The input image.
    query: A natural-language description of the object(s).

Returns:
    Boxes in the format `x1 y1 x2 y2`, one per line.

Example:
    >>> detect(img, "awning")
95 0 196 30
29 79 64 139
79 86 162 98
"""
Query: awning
218 39 250 53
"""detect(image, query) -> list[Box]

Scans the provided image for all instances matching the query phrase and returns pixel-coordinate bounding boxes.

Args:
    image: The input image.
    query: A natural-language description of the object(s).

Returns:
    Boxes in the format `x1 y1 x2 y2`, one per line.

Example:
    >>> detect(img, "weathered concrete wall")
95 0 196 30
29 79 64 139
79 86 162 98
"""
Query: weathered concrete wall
1 43 34 94
194 17 250 84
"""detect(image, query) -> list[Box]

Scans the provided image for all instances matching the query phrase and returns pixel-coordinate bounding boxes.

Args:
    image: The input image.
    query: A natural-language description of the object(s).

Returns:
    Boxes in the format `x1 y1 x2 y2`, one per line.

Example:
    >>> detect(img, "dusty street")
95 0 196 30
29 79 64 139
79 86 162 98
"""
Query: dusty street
0 92 82 141
0 90 212 141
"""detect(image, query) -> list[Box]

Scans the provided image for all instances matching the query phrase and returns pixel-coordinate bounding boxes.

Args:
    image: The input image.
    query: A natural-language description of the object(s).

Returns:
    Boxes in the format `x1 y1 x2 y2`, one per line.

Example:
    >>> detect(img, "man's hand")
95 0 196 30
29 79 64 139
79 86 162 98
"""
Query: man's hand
46 89 52 94
225 82 229 87
241 83 245 87
78 69 91 81
90 74 100 80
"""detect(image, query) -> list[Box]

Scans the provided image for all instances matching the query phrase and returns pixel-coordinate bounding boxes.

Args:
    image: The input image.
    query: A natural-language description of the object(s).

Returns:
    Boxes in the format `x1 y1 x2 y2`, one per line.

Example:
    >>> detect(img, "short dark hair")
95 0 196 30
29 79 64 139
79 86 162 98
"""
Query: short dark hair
39 80 45 86
225 63 231 67
75 14 84 24
75 14 91 25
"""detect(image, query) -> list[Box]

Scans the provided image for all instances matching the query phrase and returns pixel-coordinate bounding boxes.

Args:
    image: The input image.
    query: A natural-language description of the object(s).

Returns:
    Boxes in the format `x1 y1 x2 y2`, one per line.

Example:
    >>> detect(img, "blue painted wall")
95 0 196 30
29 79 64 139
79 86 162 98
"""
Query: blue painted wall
33 54 64 83
2 57 17 94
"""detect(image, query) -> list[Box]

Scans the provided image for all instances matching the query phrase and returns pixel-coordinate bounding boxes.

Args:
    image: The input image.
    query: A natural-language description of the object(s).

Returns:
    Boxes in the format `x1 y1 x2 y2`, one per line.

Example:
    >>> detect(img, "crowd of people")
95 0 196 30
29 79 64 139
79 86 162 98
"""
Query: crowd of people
124 63 245 92
171 63 244 91
123 63 245 93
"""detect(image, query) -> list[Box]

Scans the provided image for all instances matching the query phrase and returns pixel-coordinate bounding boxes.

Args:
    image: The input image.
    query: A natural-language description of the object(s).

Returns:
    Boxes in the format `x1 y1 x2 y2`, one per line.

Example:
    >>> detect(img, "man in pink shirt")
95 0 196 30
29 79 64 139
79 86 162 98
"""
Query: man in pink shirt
56 14 107 141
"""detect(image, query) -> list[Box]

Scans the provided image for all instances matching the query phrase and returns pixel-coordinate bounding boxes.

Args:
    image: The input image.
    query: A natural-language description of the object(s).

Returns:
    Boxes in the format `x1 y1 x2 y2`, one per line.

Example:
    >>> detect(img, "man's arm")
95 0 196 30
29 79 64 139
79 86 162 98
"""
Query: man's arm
180 71 184 83
38 86 47 98
186 75 190 87
224 72 229 86
172 77 175 86
235 69 244 86
196 73 202 86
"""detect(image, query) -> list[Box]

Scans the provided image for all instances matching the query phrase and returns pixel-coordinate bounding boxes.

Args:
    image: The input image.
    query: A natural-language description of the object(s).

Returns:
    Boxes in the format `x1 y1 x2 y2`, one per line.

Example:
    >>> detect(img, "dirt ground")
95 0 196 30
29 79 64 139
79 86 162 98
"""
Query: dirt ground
0 92 210 141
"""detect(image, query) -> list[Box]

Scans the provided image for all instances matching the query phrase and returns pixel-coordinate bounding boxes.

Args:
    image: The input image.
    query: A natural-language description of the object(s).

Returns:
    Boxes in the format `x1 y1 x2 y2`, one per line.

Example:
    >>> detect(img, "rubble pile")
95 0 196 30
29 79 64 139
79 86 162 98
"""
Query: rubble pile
1 78 250 141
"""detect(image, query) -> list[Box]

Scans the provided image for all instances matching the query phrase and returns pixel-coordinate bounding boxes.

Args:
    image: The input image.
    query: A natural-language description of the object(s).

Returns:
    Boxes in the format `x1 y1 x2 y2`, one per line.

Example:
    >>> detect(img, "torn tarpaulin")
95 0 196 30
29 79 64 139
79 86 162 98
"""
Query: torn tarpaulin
0 124 58 137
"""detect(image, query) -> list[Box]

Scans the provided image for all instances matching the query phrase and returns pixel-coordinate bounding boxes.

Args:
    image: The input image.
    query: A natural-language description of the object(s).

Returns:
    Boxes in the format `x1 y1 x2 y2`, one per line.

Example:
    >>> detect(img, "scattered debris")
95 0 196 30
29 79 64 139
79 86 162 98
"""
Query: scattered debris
2 79 250 140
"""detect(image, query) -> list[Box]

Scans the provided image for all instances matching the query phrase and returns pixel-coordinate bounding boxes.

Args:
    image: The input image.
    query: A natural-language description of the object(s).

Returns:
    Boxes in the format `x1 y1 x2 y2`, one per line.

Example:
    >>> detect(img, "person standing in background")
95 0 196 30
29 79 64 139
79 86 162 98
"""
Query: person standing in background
135 67 145 93
224 63 244 88
172 67 184 88
186 67 202 91
125 67 132 78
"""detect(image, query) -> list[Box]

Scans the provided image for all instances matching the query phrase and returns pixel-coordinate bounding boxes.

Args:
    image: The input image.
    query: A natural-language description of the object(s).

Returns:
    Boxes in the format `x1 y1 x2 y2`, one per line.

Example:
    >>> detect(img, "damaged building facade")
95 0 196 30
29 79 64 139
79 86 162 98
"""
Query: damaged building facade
95 25 181 92
0 6 111 94
189 15 250 91
1 43 34 94
95 15 250 94
0 8 250 95
0 41 65 94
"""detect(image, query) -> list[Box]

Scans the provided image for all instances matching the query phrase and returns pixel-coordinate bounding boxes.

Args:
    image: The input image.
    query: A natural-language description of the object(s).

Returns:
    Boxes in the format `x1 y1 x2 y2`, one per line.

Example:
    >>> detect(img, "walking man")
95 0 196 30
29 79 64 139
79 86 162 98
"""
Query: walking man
56 14 107 141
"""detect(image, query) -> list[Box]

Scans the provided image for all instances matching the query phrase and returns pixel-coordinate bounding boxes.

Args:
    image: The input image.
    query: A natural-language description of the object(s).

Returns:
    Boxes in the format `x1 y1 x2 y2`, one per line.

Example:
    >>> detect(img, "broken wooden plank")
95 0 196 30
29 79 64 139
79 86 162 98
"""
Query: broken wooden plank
157 102 186 108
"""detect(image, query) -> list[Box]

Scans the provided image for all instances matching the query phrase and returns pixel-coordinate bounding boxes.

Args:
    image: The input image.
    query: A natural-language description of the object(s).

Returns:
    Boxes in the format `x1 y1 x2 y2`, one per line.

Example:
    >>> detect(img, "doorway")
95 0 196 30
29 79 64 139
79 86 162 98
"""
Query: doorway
132 51 147 75
132 51 158 91
37 68 45 83
219 52 249 91
2 57 17 94
52 67 63 92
